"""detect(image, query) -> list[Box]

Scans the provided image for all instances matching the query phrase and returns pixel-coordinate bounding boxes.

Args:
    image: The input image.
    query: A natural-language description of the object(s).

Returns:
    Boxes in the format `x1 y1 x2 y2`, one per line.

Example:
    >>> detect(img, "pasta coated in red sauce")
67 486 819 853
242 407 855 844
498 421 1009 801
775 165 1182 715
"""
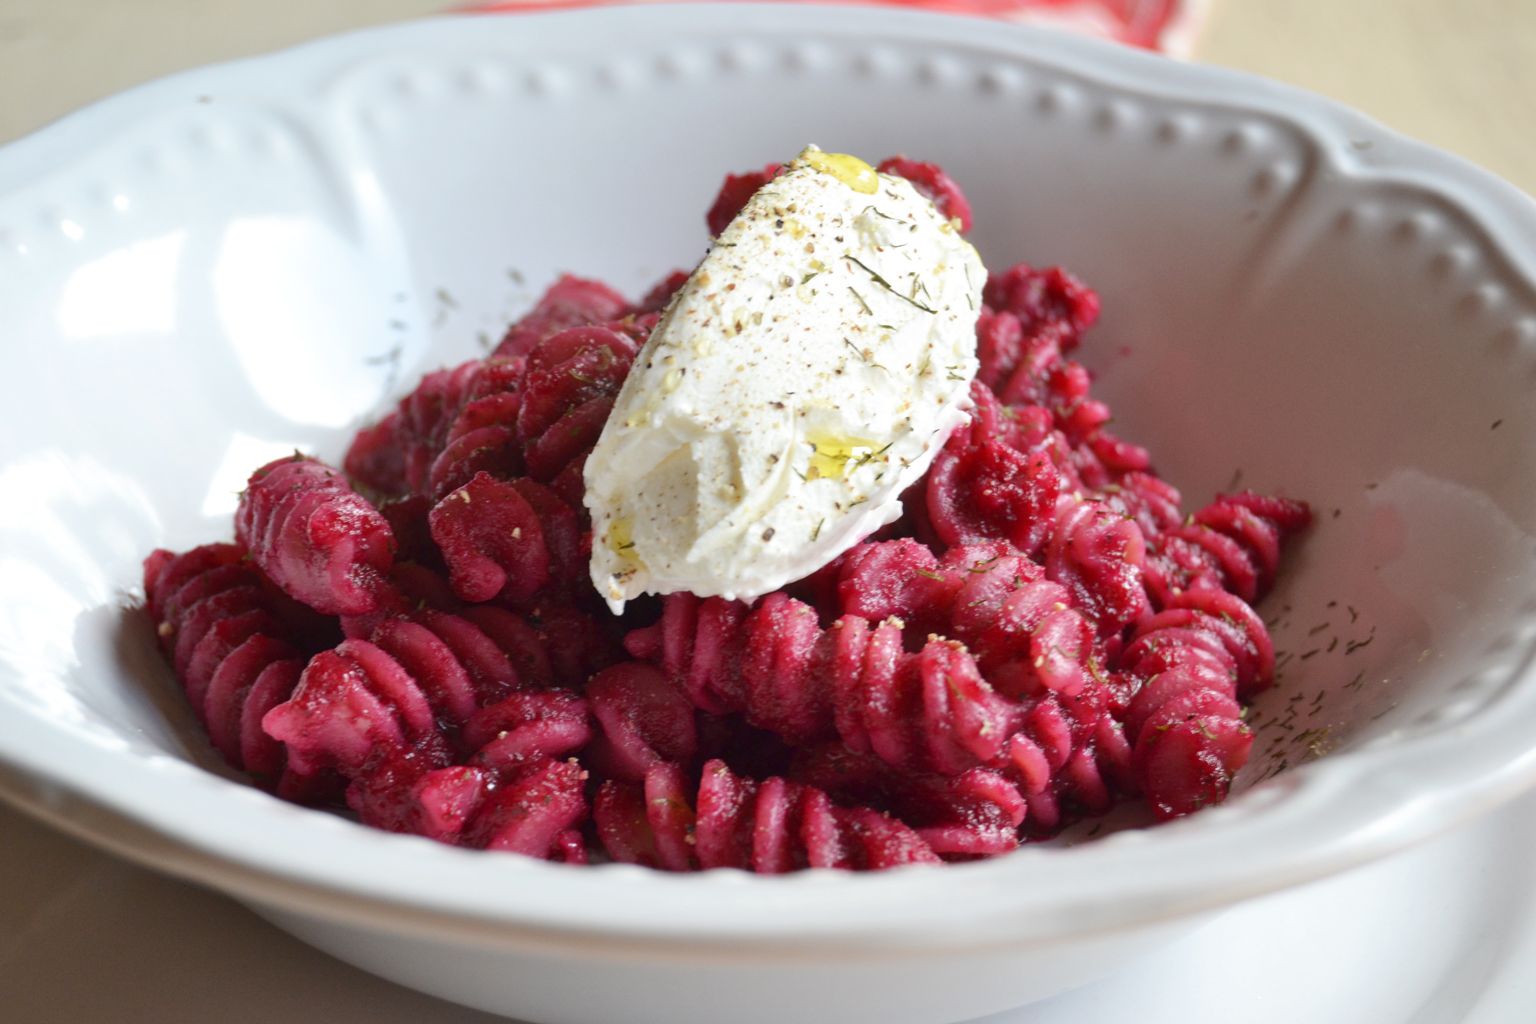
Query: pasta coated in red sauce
143 158 1310 871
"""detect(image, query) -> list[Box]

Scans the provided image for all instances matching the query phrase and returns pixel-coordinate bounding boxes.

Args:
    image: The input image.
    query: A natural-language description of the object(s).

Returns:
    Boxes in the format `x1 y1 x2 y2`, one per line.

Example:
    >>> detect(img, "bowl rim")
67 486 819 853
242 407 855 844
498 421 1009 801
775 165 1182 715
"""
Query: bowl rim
4 1 1536 954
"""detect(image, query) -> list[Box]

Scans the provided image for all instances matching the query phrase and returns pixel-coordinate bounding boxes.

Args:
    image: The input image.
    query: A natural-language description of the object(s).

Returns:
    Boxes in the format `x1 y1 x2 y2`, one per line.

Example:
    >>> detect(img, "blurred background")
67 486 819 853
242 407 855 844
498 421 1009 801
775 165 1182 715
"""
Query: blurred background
0 0 1532 193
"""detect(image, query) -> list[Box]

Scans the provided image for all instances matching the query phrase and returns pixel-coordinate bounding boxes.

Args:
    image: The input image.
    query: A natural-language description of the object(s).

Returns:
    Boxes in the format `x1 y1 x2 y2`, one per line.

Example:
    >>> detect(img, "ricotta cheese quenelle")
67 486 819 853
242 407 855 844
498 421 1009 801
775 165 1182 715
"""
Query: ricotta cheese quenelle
584 147 987 613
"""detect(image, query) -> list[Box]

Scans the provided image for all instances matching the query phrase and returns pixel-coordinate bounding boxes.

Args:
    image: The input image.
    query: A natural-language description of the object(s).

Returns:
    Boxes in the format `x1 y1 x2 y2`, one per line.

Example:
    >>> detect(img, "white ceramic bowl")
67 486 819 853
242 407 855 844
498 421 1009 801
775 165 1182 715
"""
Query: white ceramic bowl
4 6 1536 1023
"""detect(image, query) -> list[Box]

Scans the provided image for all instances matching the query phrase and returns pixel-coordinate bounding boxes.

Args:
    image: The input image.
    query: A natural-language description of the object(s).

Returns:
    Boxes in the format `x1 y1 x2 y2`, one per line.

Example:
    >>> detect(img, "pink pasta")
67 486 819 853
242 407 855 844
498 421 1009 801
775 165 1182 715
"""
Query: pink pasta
492 273 630 360
145 155 1311 872
142 543 324 785
595 760 942 872
625 591 1015 776
236 455 396 616
1142 491 1314 607
1116 589 1273 818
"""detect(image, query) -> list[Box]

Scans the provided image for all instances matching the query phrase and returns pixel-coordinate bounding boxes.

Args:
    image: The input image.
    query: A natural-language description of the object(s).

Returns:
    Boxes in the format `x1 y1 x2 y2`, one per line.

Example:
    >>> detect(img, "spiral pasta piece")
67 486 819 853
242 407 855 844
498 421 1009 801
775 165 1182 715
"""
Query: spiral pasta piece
236 455 396 616
625 592 1015 776
492 273 630 360
1101 470 1184 540
1000 684 1134 834
799 682 1131 840
427 473 589 608
828 541 1135 833
347 274 635 502
414 323 642 607
595 760 942 873
344 359 487 500
514 323 640 488
1045 495 1150 637
790 744 1028 856
942 548 1101 698
1115 589 1273 819
370 688 592 852
832 538 965 637
428 472 553 604
585 662 698 782
356 748 590 860
927 430 1062 555
423 359 529 504
832 541 1098 699
263 605 562 778
144 543 306 780
259 599 594 857
1145 491 1314 606
983 263 1100 350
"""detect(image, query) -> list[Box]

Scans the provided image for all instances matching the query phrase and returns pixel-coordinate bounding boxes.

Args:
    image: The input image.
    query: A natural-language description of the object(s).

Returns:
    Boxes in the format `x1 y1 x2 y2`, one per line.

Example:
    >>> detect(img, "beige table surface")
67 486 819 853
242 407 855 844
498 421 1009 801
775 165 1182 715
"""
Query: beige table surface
1 0 1533 194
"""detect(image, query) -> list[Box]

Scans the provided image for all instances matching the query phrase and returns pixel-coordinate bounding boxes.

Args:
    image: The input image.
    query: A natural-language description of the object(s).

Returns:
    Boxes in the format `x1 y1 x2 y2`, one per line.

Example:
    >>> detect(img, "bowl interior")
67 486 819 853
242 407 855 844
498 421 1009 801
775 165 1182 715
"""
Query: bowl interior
3 6 1536 934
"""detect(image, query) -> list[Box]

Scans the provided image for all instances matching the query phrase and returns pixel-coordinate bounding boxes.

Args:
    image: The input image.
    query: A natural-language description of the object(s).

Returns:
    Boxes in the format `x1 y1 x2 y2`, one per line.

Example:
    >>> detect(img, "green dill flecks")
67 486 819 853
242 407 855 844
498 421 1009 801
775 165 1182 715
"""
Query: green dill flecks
1345 633 1375 655
812 518 824 542
844 254 938 314
802 270 822 285
848 287 873 315
914 567 945 581
843 337 867 360
364 345 402 367
863 205 902 222
852 446 883 470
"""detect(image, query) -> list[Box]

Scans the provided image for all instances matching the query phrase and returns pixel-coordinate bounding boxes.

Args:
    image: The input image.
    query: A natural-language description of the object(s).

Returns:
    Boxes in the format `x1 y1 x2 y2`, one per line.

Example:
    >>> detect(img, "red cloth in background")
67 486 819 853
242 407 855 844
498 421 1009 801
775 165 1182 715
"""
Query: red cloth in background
459 0 1206 55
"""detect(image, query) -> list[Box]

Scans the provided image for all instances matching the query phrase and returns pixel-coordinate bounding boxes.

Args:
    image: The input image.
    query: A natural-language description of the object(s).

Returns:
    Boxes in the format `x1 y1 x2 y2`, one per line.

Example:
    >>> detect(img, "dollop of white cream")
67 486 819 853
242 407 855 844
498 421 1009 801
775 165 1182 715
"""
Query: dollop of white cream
585 147 985 612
